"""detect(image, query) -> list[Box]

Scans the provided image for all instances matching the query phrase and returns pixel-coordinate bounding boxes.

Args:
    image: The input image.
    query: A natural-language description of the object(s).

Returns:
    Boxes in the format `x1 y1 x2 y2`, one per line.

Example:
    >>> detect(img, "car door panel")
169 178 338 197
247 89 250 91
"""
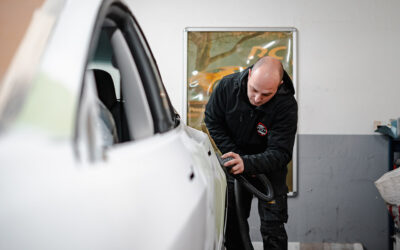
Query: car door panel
182 125 227 248
104 126 210 249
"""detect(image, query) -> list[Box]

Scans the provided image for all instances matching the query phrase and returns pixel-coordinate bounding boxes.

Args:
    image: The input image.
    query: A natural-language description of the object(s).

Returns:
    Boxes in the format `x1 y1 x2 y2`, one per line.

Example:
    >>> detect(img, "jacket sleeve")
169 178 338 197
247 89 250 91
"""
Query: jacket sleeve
242 98 298 175
204 80 241 154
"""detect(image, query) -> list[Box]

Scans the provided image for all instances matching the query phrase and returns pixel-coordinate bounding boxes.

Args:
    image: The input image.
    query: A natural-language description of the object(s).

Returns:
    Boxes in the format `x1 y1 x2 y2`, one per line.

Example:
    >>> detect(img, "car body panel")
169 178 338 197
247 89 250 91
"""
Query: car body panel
0 0 227 249
0 125 226 249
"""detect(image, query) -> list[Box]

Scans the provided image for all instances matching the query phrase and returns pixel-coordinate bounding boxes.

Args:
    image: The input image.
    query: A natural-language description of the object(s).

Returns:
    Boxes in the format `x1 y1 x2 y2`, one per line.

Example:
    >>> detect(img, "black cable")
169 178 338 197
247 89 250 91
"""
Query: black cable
203 124 274 249
233 179 254 250
217 156 274 202
218 156 274 249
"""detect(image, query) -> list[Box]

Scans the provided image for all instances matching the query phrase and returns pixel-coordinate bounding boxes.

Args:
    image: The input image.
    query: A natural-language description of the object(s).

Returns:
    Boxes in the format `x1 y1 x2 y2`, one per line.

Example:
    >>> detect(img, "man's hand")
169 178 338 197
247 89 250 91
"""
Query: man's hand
222 152 244 175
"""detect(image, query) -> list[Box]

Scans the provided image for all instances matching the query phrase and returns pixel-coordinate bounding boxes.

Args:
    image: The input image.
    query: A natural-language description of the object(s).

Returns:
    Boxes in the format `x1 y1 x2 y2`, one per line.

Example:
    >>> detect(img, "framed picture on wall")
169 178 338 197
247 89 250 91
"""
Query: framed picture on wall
183 27 298 196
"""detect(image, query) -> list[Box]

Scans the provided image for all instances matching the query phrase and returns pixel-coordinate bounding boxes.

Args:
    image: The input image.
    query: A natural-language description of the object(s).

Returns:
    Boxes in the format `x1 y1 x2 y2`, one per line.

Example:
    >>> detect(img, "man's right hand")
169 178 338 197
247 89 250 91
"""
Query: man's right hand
222 152 244 175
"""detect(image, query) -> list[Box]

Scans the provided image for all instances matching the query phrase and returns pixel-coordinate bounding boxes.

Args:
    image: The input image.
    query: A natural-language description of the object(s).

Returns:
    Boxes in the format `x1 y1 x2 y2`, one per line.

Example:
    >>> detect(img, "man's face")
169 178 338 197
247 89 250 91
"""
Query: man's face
247 69 281 107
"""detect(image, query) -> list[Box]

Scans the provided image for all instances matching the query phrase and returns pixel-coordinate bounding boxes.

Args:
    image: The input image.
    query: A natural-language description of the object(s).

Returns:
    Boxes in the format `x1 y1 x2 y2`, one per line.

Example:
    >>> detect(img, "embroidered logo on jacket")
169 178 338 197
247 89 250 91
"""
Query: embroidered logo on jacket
257 122 267 136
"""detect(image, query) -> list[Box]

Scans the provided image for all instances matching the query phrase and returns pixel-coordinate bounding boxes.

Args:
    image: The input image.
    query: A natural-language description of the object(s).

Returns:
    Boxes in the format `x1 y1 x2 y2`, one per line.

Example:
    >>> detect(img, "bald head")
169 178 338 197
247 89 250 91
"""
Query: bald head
252 56 284 83
247 56 284 106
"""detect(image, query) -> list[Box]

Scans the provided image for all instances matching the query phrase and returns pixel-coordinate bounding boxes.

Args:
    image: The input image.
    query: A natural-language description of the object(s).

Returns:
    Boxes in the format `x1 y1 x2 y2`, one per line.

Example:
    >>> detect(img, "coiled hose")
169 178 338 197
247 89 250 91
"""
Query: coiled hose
202 124 274 250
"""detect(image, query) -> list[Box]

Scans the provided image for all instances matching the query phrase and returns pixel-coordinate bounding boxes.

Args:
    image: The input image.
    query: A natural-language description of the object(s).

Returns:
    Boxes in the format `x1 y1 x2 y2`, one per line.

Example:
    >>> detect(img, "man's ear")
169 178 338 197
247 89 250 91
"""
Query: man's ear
248 68 252 78
280 80 284 85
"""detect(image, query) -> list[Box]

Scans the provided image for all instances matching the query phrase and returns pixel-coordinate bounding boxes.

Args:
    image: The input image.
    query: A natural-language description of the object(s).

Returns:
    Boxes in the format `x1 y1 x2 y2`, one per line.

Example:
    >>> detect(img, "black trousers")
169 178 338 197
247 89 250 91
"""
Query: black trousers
225 177 288 250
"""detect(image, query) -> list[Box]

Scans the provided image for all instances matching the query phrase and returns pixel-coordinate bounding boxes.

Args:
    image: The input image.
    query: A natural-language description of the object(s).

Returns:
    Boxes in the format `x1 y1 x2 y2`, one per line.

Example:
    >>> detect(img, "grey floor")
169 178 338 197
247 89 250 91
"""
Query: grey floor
252 242 363 250
252 242 299 250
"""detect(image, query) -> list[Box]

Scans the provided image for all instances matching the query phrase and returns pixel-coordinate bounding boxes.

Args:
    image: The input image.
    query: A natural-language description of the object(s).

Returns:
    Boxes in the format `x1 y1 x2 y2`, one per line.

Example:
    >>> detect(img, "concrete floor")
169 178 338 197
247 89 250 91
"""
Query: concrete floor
252 242 364 250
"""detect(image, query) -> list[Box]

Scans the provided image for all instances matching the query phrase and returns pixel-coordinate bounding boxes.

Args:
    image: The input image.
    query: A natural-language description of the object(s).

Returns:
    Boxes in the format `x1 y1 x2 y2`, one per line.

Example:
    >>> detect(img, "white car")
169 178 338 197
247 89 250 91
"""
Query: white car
0 0 227 249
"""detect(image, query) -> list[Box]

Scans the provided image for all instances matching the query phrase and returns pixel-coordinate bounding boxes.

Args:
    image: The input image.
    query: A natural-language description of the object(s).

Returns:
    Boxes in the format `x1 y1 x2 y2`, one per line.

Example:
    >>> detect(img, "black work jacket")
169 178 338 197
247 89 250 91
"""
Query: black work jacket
204 67 298 195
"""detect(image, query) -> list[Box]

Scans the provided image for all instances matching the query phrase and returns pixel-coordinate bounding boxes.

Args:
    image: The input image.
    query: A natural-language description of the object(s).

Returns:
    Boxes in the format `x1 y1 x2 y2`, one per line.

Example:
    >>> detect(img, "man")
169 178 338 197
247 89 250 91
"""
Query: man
204 56 297 250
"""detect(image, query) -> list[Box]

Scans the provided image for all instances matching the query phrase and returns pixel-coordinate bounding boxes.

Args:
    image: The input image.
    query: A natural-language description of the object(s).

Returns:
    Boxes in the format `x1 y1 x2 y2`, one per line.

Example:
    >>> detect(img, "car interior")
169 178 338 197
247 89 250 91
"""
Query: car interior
81 4 181 156
88 22 155 145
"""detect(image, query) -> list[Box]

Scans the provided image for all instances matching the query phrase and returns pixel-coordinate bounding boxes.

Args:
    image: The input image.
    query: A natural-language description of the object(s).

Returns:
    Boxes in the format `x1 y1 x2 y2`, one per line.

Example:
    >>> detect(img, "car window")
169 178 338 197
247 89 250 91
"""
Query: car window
129 19 174 121
77 4 180 160
109 27 154 141
82 20 155 149
120 14 176 132
88 28 121 100
86 26 128 144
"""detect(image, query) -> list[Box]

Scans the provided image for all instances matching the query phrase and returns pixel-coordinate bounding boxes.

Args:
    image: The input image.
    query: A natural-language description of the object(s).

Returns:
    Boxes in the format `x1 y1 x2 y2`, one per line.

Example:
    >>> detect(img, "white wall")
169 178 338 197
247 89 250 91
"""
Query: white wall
126 0 400 135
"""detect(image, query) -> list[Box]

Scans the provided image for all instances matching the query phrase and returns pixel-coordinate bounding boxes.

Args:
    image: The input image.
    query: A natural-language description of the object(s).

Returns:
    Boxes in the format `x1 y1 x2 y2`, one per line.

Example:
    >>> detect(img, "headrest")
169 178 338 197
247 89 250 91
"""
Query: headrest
92 69 117 110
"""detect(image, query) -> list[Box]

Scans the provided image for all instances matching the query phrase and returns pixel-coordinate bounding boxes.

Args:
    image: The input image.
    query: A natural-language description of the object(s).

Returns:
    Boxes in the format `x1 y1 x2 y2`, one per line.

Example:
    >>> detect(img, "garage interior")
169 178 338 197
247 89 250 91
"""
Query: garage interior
1 0 399 249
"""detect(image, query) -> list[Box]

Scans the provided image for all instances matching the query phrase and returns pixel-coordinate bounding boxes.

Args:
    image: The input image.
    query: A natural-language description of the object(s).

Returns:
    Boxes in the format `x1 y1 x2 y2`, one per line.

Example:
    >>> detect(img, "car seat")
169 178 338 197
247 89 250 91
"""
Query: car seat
92 69 130 142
